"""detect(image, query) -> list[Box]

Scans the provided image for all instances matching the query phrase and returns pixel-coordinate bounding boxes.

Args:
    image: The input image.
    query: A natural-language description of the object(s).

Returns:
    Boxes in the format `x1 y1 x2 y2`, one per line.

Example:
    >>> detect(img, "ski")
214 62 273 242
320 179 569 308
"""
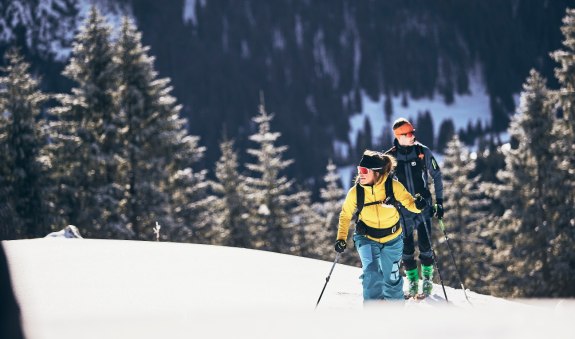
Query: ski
404 293 428 301
415 293 427 300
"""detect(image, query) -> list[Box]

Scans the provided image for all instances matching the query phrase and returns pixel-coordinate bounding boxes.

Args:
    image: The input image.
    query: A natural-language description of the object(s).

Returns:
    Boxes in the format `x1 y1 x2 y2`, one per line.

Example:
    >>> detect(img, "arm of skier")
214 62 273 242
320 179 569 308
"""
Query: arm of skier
337 186 357 241
392 179 421 213
425 148 444 203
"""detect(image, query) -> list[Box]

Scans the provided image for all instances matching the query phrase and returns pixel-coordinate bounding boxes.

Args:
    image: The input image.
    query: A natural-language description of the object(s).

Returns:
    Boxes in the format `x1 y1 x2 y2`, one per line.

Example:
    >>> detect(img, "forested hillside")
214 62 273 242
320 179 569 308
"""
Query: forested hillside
1 1 574 298
0 0 571 187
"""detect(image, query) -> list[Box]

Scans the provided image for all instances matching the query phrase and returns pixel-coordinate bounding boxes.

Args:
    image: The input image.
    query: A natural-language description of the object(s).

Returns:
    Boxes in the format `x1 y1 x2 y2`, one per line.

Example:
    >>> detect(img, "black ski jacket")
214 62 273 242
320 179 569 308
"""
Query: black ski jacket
385 140 443 204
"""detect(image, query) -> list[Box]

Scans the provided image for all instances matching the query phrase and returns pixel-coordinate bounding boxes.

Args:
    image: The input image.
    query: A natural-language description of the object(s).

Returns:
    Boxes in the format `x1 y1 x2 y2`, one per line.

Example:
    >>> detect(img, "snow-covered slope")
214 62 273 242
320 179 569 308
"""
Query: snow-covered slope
2 239 572 339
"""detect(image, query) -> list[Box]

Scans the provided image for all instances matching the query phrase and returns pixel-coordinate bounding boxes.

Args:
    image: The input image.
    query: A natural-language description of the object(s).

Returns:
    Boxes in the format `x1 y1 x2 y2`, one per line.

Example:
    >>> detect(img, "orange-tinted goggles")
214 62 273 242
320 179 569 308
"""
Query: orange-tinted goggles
400 131 415 138
357 166 382 174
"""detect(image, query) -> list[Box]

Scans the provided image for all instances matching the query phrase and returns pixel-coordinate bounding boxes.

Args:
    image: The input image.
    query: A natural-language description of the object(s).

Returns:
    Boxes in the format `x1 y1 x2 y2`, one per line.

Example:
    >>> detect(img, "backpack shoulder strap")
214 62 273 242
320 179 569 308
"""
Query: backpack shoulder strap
384 174 397 206
384 146 397 155
359 176 400 208
415 144 427 172
353 183 364 222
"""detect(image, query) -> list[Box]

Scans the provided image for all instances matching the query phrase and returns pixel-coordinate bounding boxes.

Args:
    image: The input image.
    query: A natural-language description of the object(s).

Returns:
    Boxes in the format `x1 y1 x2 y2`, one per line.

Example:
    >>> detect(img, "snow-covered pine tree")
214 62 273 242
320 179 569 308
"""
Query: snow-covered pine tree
291 189 323 258
244 101 299 254
115 17 209 241
483 70 563 297
436 135 490 293
552 8 575 136
0 49 48 239
47 6 125 238
548 8 575 296
211 138 251 247
315 159 345 261
168 156 213 243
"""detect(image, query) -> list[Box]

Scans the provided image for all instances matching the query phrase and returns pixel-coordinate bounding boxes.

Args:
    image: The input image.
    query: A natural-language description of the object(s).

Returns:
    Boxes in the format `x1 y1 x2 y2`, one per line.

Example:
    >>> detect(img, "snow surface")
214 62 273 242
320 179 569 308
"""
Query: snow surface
183 0 206 26
3 239 572 339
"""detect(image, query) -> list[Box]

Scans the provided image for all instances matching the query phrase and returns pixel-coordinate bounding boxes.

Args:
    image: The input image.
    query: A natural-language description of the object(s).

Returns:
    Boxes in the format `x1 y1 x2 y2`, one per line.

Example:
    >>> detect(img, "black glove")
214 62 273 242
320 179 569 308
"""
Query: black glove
434 200 444 219
414 194 427 210
334 239 347 253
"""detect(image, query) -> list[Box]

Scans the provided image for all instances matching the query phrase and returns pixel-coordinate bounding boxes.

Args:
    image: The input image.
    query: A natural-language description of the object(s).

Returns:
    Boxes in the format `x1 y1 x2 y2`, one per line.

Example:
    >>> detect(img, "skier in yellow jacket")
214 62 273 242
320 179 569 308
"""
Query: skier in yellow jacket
335 150 426 301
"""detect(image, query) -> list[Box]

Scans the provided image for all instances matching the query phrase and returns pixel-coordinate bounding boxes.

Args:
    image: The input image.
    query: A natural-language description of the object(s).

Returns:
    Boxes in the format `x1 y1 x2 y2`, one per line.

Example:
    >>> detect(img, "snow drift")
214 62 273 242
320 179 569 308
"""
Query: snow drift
2 239 572 339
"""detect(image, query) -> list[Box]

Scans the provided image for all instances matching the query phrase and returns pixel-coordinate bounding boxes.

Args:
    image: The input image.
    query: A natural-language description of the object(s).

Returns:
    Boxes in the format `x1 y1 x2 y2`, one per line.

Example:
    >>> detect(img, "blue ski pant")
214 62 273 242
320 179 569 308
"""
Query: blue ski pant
353 234 404 301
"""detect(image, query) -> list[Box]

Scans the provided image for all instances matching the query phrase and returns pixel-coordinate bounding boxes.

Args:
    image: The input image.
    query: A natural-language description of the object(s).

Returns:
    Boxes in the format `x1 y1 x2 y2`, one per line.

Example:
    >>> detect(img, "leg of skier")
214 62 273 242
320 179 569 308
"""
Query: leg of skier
354 235 384 301
379 235 404 300
417 207 435 297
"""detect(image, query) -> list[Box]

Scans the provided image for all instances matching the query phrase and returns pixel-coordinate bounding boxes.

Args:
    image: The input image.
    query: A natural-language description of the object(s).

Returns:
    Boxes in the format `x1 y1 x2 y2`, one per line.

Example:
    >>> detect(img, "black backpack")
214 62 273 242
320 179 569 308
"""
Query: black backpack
386 144 428 173
352 174 400 223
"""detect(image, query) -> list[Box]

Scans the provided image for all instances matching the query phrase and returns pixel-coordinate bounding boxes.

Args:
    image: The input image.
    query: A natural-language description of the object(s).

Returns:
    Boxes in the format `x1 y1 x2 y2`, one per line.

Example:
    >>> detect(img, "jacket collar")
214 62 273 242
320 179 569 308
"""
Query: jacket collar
359 173 389 190
394 138 416 154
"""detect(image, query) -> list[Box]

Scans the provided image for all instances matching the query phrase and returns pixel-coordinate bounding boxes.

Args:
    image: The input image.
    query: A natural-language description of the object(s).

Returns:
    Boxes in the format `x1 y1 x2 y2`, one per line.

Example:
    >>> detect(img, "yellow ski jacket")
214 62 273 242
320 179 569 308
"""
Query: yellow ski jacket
337 174 421 244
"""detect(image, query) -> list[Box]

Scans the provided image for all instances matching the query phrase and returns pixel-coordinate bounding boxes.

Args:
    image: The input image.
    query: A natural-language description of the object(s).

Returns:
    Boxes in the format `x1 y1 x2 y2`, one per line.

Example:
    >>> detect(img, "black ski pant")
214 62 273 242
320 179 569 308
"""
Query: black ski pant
399 205 434 271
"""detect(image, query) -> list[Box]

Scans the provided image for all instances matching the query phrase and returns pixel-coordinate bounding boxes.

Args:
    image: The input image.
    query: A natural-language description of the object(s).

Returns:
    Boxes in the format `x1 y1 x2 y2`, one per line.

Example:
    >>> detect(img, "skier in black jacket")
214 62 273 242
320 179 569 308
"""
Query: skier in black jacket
385 118 444 298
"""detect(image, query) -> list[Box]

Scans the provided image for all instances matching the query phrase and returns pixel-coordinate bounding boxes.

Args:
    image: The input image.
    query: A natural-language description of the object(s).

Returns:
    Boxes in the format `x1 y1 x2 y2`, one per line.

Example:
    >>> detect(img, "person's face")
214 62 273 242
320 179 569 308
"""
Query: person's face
357 166 379 185
397 130 416 146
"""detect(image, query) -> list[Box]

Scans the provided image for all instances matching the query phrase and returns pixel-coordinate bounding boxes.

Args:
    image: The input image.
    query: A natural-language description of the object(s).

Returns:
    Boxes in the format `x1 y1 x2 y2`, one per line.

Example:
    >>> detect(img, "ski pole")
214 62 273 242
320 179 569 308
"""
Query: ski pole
437 218 471 304
315 252 340 309
420 215 449 302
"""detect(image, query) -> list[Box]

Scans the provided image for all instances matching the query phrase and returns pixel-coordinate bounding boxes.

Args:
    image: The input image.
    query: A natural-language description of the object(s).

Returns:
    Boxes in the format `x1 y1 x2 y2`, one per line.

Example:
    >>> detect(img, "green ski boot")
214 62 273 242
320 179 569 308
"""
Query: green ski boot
421 265 434 297
405 268 419 298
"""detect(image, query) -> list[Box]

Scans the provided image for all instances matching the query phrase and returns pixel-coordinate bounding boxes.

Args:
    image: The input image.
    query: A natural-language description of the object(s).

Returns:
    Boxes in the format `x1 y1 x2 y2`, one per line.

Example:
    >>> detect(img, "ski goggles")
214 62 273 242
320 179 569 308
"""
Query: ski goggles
399 131 415 138
357 166 382 174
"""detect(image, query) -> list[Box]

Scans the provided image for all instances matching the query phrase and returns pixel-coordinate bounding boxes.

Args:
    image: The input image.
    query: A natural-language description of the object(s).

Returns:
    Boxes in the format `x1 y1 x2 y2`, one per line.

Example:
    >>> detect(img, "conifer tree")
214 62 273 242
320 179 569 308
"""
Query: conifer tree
354 117 372 158
211 138 251 248
115 17 208 241
363 117 373 150
47 6 125 238
168 154 213 243
483 70 566 297
436 119 455 154
384 94 393 123
0 49 48 239
0 110 14 239
244 100 299 253
291 189 323 258
300 159 345 260
315 159 345 261
551 8 575 136
548 8 575 295
319 160 344 236
436 135 490 293
416 110 434 149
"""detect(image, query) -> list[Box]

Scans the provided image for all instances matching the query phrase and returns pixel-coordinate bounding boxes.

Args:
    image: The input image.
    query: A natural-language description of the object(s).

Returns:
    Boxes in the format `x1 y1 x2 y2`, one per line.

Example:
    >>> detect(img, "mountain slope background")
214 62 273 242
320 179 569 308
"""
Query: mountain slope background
0 0 571 188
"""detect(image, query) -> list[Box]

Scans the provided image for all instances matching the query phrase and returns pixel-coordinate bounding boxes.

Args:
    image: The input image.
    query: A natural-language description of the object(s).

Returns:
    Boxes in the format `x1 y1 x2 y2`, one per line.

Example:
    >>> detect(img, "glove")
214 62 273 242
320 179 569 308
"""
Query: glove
334 239 347 253
434 200 444 219
414 193 427 210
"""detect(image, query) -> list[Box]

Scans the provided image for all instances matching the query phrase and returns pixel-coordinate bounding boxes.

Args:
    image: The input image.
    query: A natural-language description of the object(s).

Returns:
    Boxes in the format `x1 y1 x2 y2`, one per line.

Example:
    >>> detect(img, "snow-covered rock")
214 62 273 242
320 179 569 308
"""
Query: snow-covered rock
44 225 83 238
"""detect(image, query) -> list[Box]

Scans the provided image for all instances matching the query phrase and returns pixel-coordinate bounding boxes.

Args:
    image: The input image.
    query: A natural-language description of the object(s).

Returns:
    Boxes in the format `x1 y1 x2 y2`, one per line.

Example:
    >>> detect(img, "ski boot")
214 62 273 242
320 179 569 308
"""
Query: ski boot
405 268 419 299
421 264 434 297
